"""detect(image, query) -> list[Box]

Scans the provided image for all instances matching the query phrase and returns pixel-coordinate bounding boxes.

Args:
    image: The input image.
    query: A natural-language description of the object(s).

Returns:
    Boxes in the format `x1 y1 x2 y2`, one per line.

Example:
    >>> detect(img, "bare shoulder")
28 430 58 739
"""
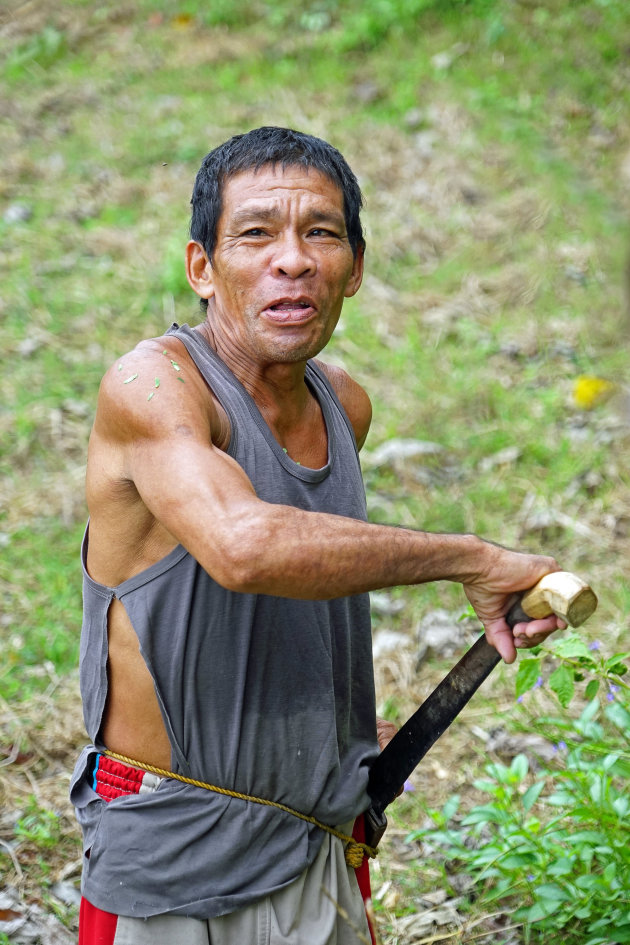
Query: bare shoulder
314 359 372 450
85 333 228 583
94 333 223 447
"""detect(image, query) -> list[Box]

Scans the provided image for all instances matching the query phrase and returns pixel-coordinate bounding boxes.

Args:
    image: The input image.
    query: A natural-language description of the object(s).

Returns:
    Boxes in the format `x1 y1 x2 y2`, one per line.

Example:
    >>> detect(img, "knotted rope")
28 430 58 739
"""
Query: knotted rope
103 750 377 868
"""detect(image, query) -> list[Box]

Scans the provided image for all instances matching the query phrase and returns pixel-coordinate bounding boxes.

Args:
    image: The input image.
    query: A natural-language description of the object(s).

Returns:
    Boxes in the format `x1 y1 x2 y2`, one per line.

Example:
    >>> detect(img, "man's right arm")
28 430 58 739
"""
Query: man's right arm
88 342 563 663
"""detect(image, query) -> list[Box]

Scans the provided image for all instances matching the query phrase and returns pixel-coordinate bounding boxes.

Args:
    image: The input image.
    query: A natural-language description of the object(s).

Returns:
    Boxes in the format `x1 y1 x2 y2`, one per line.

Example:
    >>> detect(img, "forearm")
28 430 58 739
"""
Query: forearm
187 497 563 665
204 501 489 598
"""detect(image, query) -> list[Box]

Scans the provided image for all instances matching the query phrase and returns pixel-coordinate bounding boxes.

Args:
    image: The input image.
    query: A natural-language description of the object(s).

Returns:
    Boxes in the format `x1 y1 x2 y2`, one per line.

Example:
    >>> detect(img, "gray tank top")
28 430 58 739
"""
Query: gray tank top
71 323 378 919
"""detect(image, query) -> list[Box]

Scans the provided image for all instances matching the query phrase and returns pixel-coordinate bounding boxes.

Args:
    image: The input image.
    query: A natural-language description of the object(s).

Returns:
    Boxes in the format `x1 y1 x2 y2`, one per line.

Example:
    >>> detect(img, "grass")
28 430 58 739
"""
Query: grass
1 0 629 939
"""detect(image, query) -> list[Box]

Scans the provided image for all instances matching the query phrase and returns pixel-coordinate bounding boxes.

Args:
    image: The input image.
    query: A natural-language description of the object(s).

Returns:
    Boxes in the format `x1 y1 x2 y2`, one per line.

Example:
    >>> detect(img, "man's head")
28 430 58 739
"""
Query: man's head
190 126 365 279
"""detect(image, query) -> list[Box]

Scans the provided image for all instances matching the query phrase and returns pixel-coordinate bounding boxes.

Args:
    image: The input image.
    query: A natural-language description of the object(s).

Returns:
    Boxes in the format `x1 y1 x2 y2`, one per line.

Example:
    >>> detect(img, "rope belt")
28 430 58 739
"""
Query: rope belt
103 750 378 868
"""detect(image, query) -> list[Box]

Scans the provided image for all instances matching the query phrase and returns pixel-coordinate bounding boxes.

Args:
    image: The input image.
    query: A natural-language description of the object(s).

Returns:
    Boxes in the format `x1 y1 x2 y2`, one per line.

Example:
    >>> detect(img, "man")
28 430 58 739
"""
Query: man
71 126 563 945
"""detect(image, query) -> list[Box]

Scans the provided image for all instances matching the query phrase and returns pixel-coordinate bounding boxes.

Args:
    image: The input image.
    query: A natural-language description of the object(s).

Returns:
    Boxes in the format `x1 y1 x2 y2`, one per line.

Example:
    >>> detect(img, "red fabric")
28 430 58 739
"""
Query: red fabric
353 815 376 945
79 897 118 945
94 755 145 802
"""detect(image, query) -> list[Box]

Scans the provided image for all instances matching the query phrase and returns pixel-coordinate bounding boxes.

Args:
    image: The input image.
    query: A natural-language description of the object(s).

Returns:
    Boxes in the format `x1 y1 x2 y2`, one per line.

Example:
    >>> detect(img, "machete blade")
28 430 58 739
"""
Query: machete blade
364 571 597 847
366 634 500 819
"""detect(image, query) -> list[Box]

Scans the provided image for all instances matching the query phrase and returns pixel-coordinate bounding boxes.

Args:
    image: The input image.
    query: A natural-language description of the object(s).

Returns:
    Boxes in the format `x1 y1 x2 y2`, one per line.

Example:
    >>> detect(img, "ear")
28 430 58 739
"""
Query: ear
185 241 214 301
344 244 365 298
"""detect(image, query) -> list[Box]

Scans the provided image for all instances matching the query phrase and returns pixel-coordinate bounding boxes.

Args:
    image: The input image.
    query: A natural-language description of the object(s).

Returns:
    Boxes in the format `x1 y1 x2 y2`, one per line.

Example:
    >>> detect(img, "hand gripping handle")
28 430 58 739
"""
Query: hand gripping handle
506 571 597 628
364 570 598 848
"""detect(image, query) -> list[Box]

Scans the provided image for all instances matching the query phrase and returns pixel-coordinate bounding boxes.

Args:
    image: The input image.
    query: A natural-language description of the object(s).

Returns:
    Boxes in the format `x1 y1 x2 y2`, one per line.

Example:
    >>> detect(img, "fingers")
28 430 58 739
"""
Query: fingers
513 615 567 649
485 614 566 665
376 718 398 753
485 620 518 664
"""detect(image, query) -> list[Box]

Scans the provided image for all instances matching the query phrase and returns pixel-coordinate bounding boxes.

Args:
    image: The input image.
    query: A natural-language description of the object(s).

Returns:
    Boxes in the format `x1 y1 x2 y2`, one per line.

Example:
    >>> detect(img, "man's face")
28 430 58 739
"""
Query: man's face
190 164 364 366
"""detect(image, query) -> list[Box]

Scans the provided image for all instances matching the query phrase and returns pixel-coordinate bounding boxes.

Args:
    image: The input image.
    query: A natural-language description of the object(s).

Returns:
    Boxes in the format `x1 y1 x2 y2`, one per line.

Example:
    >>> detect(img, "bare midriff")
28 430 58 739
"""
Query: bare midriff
101 597 173 770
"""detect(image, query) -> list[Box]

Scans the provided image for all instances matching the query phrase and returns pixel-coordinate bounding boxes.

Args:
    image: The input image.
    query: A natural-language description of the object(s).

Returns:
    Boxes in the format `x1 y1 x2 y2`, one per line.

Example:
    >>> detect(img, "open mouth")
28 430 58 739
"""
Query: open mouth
263 300 316 322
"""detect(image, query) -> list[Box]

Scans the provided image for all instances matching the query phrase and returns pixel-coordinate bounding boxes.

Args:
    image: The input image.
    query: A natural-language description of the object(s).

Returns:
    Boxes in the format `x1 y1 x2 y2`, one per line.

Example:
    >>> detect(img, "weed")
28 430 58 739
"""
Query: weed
4 27 67 80
14 797 62 850
406 641 630 942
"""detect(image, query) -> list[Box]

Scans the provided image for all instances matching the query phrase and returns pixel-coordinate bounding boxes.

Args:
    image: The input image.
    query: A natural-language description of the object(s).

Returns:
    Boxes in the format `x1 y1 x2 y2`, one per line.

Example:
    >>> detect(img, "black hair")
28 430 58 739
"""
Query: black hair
190 127 365 307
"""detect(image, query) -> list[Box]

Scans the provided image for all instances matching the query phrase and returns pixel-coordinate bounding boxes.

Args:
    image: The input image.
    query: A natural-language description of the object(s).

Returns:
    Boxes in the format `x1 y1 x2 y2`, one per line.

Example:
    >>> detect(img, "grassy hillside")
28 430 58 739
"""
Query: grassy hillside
1 0 629 940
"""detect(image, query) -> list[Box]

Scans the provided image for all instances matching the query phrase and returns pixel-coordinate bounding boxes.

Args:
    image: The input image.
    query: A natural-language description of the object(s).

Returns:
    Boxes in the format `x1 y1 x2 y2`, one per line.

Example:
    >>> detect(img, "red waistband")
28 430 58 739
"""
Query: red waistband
93 753 161 802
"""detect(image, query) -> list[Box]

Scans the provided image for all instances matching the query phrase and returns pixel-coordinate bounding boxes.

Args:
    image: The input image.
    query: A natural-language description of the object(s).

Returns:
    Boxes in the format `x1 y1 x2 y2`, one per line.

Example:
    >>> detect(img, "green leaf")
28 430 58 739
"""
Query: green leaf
536 882 571 901
602 752 621 770
605 652 630 672
527 899 561 921
499 852 536 869
548 857 573 876
442 794 460 821
551 633 592 660
522 780 545 811
516 657 541 698
510 753 529 780
462 805 511 826
576 873 600 891
580 697 601 724
603 862 617 883
549 664 574 707
603 926 630 943
564 830 604 845
585 678 600 700
605 702 630 732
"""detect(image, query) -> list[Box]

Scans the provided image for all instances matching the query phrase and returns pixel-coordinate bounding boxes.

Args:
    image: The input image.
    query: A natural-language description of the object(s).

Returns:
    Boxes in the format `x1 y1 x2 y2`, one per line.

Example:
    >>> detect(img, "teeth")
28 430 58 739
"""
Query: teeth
272 302 308 310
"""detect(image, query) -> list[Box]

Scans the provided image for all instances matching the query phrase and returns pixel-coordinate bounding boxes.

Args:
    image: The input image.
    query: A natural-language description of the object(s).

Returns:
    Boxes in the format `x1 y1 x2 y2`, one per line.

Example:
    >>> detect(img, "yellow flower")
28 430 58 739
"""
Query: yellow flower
573 375 616 410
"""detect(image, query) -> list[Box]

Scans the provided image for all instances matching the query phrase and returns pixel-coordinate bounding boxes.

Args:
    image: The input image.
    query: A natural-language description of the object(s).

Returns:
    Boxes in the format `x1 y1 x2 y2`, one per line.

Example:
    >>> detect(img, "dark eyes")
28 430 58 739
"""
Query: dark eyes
239 227 340 239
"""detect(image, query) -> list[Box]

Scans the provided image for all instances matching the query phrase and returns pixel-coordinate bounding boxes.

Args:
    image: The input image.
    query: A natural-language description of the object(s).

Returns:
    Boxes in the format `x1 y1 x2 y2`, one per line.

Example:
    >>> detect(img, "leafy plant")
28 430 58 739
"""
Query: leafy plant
14 797 62 850
4 27 67 80
407 642 630 942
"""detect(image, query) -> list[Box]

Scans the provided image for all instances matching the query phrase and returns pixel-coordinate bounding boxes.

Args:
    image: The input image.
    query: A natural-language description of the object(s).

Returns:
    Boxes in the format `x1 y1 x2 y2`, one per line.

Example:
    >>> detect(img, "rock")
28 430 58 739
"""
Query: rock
0 888 75 945
479 445 521 472
484 728 557 765
369 592 406 616
403 108 425 129
353 80 383 104
364 438 444 468
416 609 474 662
430 42 468 71
4 203 32 224
50 881 81 908
372 629 410 660
17 337 44 357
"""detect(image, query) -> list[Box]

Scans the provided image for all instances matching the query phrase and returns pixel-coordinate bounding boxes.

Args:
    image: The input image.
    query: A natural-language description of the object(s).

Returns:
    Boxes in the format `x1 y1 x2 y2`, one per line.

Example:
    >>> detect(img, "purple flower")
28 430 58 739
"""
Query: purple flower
403 780 415 793
607 684 620 702
534 676 544 689
553 741 567 753
589 640 601 651
517 695 524 704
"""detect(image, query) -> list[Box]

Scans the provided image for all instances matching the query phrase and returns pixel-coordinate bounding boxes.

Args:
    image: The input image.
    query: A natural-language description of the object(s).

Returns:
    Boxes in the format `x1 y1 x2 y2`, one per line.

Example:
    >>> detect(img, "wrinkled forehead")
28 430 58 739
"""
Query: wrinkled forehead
219 163 345 218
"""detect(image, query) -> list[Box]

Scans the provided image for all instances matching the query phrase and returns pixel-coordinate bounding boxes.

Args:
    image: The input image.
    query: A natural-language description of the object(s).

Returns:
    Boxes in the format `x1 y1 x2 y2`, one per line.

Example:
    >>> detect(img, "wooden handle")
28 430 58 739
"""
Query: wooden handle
512 571 597 627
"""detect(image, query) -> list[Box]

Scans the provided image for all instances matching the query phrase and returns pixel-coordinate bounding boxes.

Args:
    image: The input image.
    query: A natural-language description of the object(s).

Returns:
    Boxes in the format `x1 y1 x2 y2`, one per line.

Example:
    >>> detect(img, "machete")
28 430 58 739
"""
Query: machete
364 571 598 848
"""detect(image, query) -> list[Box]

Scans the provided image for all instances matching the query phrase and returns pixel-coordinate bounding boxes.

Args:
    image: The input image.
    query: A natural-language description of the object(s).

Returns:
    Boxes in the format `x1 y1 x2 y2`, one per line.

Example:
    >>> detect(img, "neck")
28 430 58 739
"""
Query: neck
197 319 312 428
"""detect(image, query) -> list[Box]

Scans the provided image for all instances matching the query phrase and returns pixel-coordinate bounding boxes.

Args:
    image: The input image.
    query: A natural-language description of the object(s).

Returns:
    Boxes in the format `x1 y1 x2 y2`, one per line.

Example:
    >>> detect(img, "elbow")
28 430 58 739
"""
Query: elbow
205 511 276 594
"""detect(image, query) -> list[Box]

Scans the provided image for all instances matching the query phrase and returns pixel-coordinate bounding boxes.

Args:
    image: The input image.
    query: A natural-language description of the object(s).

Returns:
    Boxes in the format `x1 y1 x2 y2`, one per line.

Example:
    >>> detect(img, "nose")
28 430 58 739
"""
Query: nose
270 234 315 279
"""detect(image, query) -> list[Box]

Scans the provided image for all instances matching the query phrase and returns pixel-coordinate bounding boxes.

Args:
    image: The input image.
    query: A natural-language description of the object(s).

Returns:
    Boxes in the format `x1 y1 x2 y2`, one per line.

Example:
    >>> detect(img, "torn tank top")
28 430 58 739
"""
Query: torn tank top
71 323 378 919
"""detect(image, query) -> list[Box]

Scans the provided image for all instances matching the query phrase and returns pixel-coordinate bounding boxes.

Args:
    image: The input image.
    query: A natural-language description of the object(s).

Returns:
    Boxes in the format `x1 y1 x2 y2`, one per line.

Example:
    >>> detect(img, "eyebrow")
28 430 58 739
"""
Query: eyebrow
228 206 346 230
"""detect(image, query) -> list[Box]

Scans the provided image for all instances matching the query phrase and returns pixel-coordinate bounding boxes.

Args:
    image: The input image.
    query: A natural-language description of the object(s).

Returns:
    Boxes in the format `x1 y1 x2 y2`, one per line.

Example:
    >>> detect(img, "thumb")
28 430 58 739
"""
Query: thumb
485 620 517 664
